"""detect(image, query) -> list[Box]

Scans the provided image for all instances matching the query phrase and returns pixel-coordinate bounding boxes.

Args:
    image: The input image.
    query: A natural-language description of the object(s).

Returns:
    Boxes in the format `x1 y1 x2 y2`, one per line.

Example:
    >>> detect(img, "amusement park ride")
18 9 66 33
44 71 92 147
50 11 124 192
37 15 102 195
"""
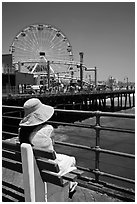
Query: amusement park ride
9 24 97 89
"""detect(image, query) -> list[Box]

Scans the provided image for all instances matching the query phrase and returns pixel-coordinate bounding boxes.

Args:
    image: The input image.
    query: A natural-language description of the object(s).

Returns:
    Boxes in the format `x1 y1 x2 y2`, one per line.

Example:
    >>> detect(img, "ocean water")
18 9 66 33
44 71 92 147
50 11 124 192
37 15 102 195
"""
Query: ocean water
54 106 135 190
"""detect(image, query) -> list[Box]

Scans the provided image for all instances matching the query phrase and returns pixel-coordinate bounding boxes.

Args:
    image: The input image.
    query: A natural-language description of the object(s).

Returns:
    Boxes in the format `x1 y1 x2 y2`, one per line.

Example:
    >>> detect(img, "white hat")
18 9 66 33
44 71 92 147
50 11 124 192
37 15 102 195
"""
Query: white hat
19 98 54 126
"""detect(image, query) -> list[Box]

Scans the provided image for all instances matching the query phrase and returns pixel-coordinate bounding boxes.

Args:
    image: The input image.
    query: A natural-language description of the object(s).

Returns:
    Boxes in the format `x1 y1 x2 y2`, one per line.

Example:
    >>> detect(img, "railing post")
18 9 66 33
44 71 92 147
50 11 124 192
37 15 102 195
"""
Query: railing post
95 111 101 182
121 93 123 108
133 93 135 107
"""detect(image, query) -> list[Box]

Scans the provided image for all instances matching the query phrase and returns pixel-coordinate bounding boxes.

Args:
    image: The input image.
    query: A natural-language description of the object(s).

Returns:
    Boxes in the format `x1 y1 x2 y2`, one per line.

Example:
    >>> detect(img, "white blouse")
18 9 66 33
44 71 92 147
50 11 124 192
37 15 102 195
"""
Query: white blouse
29 124 76 176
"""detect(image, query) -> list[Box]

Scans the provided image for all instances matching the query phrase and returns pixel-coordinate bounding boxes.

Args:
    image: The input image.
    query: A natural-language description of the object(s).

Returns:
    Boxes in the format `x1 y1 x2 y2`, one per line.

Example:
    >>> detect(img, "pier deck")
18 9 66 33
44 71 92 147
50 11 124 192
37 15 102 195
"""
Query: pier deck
69 186 122 202
2 182 123 202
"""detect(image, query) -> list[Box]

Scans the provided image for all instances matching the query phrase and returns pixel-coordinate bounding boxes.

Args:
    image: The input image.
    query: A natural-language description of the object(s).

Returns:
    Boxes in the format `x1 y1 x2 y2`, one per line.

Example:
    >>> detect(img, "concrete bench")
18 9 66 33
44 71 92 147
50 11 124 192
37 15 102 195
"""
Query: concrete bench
2 139 83 202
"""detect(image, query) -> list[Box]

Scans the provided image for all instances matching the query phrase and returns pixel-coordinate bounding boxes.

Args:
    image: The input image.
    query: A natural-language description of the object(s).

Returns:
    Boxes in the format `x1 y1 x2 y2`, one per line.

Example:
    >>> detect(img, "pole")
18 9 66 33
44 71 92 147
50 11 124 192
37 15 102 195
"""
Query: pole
95 66 97 88
7 65 11 94
57 73 59 91
47 61 50 90
127 77 128 90
79 52 84 90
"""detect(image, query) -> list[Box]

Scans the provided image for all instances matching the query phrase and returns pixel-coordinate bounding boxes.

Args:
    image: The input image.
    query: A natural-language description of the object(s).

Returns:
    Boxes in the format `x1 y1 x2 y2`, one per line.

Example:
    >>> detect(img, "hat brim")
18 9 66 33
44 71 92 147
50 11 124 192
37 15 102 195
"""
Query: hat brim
19 104 54 126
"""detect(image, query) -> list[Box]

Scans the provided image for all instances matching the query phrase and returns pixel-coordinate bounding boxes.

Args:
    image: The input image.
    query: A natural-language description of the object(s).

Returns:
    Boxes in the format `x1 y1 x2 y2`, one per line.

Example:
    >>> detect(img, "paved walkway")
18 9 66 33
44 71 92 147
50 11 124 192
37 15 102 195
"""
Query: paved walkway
2 184 122 202
2 156 130 202
69 186 122 202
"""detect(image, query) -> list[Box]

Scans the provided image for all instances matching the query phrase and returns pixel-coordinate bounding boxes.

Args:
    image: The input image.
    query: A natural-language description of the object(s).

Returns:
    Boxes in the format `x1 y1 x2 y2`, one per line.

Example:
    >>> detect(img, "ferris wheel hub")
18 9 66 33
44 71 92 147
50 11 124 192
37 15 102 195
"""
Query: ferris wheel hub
39 52 46 56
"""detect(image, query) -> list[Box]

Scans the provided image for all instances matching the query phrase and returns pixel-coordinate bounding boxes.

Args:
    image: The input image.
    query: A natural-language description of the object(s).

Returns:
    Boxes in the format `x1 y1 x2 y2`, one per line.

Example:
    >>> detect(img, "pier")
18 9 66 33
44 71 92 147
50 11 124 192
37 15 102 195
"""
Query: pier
2 89 135 112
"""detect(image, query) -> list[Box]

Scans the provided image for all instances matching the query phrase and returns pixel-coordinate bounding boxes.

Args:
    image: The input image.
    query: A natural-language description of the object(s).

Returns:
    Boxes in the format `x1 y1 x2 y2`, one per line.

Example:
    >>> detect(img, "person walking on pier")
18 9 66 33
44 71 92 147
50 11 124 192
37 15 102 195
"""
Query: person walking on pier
18 98 77 198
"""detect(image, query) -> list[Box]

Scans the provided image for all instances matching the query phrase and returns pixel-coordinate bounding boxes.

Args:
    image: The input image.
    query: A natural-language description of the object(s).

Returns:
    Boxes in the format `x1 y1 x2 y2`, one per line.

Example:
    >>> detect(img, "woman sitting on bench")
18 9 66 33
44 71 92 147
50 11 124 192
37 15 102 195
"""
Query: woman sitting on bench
18 98 77 198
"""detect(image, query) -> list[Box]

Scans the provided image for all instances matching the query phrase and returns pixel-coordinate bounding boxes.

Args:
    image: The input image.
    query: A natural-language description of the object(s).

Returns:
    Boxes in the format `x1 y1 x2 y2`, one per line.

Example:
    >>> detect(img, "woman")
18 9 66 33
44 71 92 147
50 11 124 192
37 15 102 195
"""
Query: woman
19 98 77 198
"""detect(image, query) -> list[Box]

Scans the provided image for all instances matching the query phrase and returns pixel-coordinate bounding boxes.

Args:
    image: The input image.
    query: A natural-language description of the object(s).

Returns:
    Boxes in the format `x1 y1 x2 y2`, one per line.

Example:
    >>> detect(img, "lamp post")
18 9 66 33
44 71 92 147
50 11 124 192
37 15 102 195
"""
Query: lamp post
79 52 84 90
126 77 128 90
94 66 97 88
124 77 128 90
47 61 50 90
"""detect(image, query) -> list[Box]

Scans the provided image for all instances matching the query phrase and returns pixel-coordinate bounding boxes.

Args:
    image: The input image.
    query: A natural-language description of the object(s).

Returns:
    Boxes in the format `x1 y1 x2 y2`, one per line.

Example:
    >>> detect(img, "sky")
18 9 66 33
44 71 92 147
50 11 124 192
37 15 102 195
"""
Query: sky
2 1 135 82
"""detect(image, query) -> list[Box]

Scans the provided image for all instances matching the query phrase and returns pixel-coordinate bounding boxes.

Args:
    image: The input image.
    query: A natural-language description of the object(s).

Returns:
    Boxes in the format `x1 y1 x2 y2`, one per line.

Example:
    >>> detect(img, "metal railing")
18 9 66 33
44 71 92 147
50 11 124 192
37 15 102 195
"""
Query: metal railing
49 110 135 185
2 106 135 190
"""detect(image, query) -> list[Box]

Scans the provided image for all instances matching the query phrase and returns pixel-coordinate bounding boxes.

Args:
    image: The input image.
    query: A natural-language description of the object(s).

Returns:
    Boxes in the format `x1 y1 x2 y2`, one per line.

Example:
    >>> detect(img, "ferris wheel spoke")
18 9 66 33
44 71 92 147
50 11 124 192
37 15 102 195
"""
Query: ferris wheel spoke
25 30 39 52
41 29 46 51
46 28 56 45
15 37 35 53
43 28 50 50
32 30 41 51
39 30 43 50
48 33 57 47
50 38 64 50
35 30 42 52
50 48 69 58
44 28 55 51
54 40 67 49
48 28 58 46
15 51 38 62
52 44 69 53
14 43 36 55
49 32 63 48
18 34 35 52
43 28 51 49
31 30 40 51
52 37 70 53
23 32 34 48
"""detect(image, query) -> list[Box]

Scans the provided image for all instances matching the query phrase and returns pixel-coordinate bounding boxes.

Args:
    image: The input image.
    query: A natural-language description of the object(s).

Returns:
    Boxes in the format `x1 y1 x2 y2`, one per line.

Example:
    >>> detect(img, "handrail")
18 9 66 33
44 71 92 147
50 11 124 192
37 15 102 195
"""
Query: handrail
2 106 135 190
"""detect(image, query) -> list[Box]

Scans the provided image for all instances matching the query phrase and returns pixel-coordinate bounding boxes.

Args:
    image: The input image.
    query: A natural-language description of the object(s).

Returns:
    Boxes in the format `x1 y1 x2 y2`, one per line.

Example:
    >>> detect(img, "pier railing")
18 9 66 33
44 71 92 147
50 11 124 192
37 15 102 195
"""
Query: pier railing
47 110 135 188
2 106 135 195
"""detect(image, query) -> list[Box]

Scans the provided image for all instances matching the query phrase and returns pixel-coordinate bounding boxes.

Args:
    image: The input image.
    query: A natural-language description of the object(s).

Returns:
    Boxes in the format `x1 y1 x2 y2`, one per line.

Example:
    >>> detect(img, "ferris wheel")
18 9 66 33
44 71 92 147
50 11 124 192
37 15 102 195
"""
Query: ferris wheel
9 24 75 75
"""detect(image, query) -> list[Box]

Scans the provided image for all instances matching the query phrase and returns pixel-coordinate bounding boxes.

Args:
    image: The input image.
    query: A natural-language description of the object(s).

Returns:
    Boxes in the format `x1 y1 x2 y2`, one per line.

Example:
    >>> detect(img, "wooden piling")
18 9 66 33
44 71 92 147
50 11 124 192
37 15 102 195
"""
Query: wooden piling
121 94 123 108
125 94 127 108
129 94 131 108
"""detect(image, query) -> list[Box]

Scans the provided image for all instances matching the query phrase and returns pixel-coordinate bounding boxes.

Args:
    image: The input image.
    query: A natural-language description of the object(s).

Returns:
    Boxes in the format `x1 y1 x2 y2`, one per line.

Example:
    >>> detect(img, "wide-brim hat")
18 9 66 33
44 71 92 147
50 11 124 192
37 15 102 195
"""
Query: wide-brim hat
19 98 54 126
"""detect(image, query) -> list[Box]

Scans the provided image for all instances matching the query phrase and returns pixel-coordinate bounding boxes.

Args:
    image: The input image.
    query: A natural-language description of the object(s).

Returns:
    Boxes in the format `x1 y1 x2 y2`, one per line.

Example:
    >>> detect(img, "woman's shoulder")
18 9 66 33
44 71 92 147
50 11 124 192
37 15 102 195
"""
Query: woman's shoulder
39 124 53 133
30 124 53 137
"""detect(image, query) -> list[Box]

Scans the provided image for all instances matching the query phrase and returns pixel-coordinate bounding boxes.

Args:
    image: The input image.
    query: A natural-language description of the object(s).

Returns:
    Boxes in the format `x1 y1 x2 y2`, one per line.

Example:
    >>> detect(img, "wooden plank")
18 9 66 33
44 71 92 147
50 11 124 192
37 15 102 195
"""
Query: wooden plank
2 150 21 162
62 172 77 181
2 185 25 202
2 131 18 139
41 170 78 186
2 158 22 173
2 140 20 152
70 169 84 177
36 158 60 173
2 185 24 198
41 170 64 186
2 181 24 194
2 192 20 202
2 116 21 126
2 140 56 160
33 148 56 160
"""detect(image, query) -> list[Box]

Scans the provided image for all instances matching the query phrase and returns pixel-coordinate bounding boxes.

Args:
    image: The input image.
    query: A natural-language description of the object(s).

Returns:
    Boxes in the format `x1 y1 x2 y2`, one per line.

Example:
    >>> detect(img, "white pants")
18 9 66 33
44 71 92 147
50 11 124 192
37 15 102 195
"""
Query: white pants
55 153 77 176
